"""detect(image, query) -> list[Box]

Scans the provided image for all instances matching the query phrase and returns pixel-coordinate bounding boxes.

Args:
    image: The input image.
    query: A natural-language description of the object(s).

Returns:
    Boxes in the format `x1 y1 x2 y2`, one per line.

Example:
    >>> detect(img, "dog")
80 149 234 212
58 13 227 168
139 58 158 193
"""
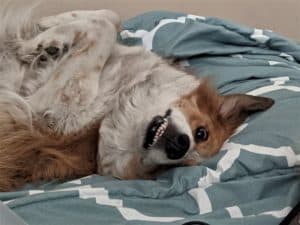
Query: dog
0 2 274 191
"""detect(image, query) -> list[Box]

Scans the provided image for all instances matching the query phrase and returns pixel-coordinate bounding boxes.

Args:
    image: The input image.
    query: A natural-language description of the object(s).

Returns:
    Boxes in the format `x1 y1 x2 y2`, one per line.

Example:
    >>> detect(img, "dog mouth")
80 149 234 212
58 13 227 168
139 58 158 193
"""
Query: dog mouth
143 109 172 149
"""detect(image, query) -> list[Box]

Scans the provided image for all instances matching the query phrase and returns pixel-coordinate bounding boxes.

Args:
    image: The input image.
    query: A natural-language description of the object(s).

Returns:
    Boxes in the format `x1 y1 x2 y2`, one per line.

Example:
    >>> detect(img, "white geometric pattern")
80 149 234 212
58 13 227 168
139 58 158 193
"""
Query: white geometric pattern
226 206 292 219
79 187 183 222
247 76 300 96
120 15 205 50
189 140 299 215
251 29 270 44
189 76 300 215
280 52 295 62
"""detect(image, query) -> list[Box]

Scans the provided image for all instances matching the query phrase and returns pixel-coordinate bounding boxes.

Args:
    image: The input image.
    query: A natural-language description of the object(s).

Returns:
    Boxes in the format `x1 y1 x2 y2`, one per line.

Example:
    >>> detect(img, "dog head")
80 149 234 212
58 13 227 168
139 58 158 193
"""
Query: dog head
98 79 274 179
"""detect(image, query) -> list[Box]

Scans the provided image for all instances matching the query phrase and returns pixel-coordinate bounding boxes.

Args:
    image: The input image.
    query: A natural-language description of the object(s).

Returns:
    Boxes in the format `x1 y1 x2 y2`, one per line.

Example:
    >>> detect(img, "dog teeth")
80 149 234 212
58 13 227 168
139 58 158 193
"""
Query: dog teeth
148 117 169 148
153 122 168 143
152 136 158 146
146 110 172 149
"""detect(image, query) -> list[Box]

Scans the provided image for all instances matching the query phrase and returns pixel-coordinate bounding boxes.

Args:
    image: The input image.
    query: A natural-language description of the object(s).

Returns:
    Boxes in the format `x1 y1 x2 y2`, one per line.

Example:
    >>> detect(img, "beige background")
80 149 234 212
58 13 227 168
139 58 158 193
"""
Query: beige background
37 0 300 41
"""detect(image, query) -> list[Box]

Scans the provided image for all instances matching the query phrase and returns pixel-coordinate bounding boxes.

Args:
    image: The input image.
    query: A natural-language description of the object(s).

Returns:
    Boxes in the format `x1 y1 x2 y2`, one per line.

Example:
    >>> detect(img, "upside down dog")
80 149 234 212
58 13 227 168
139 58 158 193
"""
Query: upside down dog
0 2 274 191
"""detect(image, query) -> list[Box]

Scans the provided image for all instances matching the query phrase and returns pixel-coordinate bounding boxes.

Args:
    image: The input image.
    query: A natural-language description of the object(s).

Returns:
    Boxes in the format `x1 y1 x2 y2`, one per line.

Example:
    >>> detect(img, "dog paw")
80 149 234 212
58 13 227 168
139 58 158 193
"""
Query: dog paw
36 42 69 67
42 110 57 130
18 40 69 67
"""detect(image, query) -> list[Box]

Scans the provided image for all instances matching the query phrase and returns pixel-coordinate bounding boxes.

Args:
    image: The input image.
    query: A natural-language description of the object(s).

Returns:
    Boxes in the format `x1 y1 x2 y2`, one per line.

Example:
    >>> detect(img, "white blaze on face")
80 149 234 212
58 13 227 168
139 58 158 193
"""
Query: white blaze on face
169 107 194 151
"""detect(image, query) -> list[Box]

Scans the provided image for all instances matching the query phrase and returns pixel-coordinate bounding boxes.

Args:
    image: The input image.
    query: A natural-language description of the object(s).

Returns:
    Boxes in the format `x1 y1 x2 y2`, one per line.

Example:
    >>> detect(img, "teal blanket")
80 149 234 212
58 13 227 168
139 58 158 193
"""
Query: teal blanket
1 11 299 225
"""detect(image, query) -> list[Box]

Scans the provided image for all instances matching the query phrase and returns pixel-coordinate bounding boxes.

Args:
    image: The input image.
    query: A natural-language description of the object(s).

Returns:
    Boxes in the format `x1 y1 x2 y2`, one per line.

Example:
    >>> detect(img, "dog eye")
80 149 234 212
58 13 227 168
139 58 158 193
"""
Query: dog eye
195 127 209 142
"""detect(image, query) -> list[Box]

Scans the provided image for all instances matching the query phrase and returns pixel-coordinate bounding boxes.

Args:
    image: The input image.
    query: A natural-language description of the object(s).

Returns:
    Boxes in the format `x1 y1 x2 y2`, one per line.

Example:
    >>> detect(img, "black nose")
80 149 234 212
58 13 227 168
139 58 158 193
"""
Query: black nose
165 134 190 160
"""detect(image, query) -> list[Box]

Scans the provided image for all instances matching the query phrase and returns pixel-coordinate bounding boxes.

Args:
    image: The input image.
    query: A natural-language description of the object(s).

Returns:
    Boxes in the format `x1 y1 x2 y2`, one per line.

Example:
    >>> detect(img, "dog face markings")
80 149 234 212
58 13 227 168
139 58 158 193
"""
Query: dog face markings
172 80 274 165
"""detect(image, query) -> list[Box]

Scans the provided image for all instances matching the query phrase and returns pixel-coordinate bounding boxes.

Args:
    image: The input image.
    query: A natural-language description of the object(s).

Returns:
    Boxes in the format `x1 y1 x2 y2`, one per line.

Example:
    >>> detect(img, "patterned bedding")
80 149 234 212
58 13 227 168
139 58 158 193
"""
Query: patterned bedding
0 11 299 225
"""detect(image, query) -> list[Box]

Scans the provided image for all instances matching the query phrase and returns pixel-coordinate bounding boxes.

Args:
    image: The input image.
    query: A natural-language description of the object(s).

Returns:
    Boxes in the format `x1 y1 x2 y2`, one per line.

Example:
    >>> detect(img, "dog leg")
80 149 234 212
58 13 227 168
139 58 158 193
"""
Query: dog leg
17 23 77 66
38 10 120 30
19 9 120 66
26 18 117 135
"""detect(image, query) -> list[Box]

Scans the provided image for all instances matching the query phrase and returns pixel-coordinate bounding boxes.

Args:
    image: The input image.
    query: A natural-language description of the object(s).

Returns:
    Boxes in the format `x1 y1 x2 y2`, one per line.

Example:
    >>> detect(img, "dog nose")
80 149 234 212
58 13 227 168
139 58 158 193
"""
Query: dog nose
165 134 190 160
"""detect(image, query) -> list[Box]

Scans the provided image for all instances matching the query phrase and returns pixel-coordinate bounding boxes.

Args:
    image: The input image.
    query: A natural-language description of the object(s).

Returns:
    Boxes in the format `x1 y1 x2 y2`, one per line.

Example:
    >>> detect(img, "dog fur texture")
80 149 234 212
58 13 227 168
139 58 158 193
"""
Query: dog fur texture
0 2 274 191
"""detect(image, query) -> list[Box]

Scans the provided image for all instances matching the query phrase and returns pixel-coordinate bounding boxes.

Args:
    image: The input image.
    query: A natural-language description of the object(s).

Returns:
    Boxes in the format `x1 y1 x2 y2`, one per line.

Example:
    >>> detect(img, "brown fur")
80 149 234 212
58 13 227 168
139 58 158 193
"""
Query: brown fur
0 104 99 191
175 80 274 164
0 9 118 191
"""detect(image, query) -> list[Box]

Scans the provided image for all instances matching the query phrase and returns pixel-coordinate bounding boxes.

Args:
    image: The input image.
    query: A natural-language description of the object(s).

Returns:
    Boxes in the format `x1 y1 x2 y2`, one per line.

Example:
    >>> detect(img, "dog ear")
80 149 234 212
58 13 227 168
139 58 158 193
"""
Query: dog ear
194 79 274 133
218 94 274 132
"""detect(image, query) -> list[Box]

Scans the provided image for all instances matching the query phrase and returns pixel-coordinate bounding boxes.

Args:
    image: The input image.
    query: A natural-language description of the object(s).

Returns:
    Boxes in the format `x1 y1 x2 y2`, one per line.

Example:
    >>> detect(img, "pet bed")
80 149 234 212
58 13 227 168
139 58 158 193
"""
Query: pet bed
0 11 299 225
